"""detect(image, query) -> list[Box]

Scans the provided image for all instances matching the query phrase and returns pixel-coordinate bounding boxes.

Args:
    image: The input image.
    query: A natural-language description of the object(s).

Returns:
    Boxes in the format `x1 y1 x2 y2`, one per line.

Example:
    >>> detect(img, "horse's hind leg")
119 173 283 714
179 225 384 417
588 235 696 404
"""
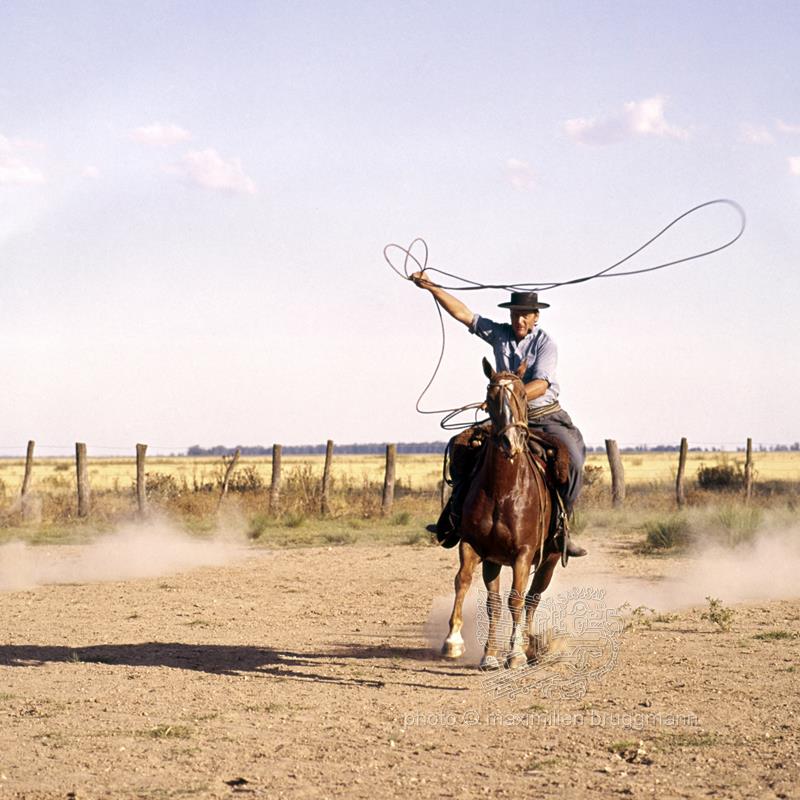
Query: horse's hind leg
525 552 560 663
507 551 534 669
442 540 480 659
479 561 502 670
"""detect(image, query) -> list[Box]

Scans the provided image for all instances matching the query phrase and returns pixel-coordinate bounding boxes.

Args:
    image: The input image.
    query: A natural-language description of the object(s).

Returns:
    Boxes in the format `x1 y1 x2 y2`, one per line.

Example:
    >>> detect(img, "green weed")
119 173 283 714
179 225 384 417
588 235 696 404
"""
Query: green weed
143 724 192 739
701 596 735 631
644 514 691 550
753 630 798 641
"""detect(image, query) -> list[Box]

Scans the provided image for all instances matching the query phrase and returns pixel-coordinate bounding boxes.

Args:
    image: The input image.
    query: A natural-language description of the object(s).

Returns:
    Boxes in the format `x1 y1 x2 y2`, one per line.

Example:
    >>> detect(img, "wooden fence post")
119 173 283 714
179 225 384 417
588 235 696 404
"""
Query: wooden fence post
269 444 282 515
676 437 688 508
136 443 147 516
744 437 754 502
605 439 625 507
20 440 35 518
382 443 396 516
321 439 334 516
75 442 91 517
217 448 241 511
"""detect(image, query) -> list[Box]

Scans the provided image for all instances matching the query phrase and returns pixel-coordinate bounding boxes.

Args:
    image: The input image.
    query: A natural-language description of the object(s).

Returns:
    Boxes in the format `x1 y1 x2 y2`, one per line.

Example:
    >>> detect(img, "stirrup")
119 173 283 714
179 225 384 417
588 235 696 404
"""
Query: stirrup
552 493 587 565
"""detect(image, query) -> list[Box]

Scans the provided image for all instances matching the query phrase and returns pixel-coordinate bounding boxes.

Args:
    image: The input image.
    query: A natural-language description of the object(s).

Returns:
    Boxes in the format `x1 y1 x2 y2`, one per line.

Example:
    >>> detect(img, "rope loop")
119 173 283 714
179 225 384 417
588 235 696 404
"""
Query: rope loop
385 199 746 429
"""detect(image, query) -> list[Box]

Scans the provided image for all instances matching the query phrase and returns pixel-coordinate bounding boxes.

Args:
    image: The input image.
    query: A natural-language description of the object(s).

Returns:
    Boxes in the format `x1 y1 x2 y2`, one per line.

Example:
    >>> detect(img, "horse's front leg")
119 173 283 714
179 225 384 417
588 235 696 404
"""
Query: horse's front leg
479 560 502 670
525 551 560 663
442 540 481 659
508 549 534 669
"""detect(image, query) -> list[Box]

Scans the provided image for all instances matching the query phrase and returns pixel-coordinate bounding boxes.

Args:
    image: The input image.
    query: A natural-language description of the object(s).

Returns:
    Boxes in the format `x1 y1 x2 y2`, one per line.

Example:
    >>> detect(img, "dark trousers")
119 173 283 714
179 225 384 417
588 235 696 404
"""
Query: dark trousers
528 409 586 514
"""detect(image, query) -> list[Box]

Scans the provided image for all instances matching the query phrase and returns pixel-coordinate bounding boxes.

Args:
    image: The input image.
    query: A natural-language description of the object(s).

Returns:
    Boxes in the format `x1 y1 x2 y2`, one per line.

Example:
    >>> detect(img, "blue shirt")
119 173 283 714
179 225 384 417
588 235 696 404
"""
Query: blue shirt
469 314 560 409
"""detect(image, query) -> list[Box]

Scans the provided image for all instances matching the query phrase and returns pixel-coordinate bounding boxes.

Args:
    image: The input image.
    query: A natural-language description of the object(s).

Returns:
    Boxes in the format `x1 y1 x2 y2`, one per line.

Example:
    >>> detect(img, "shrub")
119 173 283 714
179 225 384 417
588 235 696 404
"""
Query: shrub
583 465 604 487
714 505 762 546
701 596 734 631
247 513 272 540
644 515 691 550
145 472 182 501
227 466 265 493
697 463 744 491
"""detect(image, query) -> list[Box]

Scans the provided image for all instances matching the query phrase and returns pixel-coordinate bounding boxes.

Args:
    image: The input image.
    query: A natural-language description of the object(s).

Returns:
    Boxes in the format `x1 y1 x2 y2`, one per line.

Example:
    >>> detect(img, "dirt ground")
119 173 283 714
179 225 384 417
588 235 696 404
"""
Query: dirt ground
1 528 799 799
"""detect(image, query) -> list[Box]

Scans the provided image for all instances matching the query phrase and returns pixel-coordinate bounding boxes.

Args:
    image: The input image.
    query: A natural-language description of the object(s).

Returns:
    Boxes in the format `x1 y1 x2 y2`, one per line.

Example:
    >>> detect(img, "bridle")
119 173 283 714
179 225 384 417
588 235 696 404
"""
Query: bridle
486 376 529 444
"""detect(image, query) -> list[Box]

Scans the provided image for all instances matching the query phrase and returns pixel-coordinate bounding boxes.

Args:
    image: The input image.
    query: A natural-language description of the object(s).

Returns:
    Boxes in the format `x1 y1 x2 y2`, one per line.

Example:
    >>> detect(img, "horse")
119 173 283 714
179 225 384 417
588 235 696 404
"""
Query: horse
442 357 562 669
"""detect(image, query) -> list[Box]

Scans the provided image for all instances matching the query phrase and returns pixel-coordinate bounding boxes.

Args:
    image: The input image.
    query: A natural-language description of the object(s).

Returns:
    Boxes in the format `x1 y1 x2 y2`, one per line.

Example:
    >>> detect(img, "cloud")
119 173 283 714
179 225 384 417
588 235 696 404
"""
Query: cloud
563 95 688 145
789 157 800 176
740 124 774 145
82 165 101 179
171 148 256 195
506 158 535 189
777 119 800 135
0 134 45 185
131 122 191 146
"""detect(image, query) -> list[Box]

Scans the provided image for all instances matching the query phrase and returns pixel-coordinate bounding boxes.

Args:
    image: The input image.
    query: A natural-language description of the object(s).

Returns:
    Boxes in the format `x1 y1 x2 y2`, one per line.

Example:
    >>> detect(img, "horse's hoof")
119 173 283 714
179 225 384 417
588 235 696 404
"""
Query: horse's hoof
442 635 465 659
479 654 502 670
527 633 549 663
525 648 541 664
507 651 528 670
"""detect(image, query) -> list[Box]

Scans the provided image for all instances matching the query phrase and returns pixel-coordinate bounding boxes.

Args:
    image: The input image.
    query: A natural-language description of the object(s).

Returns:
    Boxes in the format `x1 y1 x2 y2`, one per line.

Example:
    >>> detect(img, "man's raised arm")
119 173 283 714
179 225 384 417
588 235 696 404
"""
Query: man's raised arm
410 271 474 327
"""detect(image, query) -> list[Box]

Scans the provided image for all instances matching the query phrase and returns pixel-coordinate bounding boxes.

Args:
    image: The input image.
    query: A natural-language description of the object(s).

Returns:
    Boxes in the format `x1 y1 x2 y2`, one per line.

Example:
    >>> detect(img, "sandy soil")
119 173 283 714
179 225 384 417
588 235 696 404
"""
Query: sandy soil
1 529 799 799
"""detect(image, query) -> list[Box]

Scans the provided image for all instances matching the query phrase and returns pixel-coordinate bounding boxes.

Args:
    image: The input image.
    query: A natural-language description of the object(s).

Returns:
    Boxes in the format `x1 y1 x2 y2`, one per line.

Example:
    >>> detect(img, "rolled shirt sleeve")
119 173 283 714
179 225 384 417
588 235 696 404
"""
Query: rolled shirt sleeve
468 314 497 344
528 335 557 385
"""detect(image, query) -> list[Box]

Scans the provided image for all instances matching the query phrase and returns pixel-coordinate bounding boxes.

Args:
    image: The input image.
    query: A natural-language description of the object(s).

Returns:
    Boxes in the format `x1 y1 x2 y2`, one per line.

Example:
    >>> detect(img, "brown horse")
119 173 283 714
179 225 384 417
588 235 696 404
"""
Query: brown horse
442 357 561 669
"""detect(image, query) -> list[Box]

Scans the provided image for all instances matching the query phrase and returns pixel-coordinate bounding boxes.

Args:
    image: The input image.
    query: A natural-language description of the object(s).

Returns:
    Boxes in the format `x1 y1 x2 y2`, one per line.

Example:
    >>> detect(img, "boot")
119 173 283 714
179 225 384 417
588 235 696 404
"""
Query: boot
425 490 463 549
554 507 587 558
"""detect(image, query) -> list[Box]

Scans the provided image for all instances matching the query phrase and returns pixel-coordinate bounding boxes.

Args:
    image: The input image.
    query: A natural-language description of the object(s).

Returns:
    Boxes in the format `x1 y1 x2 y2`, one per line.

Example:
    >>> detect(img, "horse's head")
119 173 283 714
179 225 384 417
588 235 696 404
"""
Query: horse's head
482 357 528 459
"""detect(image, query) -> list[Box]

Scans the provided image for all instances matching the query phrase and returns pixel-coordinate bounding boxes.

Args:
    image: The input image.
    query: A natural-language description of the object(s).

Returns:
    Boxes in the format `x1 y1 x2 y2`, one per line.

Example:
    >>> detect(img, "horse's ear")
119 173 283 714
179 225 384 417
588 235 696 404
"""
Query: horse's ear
482 357 494 380
516 361 528 380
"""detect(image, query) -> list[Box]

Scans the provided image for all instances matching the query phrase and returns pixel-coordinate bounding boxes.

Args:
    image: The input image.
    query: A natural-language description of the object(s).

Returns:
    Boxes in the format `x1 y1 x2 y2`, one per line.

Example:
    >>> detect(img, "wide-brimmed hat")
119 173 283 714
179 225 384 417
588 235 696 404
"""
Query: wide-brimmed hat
497 291 550 311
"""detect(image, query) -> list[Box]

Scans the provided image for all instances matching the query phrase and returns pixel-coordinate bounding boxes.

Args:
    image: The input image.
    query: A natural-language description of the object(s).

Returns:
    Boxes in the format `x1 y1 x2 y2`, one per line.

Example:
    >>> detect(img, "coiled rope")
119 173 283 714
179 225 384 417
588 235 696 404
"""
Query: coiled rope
383 198 746 428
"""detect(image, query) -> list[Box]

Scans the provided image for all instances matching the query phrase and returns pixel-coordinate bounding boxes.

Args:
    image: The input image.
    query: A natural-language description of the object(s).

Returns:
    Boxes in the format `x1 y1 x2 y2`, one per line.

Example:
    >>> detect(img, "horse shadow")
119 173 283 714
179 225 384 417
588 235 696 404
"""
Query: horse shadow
0 640 472 690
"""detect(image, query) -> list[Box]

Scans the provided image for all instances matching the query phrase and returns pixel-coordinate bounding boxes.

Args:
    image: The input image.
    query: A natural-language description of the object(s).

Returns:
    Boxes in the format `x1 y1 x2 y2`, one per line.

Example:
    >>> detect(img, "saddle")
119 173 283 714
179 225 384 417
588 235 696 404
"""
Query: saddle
446 424 571 498
432 424 571 548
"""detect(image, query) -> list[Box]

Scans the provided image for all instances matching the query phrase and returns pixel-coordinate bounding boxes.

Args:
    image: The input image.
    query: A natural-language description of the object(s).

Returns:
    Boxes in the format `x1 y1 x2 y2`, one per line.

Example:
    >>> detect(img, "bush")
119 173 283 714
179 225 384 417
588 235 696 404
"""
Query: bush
247 513 272 540
701 596 734 631
145 472 182 501
227 466 265 493
714 504 762 546
644 514 691 550
697 463 744 491
583 465 604 487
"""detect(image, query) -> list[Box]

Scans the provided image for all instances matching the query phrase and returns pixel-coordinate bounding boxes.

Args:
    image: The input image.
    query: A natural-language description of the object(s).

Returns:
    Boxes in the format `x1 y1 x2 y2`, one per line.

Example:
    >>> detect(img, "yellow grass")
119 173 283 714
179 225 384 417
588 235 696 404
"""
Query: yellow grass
584 450 800 485
0 450 797 497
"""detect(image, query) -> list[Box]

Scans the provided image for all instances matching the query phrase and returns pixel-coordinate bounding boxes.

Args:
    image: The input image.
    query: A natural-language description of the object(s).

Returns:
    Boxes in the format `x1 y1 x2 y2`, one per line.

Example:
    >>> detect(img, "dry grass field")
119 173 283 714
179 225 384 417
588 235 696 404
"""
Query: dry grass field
0 449 797 495
0 450 797 548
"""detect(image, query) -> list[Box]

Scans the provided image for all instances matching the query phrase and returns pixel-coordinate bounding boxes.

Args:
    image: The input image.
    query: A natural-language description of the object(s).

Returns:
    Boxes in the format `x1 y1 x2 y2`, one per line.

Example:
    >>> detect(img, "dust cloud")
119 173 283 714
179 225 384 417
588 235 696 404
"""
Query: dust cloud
0 519 249 592
424 526 800 652
555 525 800 612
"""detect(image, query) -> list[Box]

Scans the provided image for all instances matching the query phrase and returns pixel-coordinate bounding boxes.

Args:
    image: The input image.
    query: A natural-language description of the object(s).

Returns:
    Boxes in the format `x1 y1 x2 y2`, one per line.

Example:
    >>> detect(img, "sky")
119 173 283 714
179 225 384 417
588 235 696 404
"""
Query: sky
1 0 799 454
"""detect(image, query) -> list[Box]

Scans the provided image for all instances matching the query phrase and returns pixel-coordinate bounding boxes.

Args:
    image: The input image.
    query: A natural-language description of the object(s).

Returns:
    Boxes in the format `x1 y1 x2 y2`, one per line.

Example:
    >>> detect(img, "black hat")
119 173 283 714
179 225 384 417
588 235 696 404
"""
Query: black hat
497 291 550 310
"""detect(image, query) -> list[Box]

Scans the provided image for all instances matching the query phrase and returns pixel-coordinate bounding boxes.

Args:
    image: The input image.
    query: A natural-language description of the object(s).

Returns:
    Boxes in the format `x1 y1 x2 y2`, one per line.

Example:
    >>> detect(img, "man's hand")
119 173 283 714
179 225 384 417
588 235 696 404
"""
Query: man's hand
410 270 436 290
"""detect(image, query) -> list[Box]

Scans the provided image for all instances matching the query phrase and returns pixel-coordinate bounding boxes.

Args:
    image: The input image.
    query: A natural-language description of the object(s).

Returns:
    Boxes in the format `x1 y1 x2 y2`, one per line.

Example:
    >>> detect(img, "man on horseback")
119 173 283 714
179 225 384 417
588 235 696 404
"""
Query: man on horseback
411 272 587 558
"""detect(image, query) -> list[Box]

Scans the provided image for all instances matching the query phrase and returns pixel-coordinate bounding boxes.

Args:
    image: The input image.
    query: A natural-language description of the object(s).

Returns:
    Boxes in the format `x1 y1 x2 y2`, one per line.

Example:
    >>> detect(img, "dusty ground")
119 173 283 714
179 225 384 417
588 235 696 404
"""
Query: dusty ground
1 529 799 799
